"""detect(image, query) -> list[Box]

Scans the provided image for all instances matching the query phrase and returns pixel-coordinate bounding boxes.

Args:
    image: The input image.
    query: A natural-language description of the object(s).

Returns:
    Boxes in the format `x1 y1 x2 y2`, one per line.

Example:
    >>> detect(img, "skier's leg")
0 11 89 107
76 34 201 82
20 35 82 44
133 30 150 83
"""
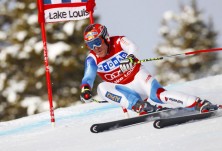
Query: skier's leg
132 66 217 112
97 81 162 114
150 79 218 112
97 82 141 109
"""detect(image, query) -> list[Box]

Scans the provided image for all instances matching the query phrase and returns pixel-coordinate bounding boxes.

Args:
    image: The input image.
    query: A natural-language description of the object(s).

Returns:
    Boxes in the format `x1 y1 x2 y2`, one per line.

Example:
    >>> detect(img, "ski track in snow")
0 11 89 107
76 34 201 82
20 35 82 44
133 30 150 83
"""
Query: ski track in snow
0 104 119 137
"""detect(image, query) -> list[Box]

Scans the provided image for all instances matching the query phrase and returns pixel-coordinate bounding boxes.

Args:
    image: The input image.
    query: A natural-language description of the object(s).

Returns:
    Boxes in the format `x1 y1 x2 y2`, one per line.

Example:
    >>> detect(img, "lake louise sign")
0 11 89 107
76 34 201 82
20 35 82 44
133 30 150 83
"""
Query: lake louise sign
45 6 89 22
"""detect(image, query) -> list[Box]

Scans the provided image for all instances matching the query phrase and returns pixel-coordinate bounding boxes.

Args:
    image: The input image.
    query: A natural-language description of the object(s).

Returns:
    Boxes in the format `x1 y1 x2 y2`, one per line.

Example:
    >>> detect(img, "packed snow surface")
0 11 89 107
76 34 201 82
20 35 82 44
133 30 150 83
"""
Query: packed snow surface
0 75 222 151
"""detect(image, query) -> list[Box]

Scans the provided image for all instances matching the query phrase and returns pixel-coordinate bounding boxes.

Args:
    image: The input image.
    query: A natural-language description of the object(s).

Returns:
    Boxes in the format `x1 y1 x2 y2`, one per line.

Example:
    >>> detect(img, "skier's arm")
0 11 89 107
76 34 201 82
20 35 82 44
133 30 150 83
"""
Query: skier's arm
80 57 97 103
119 37 139 72
119 37 139 57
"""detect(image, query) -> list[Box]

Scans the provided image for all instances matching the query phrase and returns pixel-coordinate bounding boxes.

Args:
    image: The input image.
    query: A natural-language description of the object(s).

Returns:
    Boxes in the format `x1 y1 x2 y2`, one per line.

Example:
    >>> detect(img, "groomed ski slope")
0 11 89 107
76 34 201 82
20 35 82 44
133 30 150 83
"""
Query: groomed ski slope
0 75 222 151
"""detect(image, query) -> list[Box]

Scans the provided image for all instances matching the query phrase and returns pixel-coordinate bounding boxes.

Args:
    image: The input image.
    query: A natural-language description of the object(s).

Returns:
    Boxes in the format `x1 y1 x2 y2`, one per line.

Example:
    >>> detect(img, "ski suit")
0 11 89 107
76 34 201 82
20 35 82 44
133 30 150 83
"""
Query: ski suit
81 36 198 110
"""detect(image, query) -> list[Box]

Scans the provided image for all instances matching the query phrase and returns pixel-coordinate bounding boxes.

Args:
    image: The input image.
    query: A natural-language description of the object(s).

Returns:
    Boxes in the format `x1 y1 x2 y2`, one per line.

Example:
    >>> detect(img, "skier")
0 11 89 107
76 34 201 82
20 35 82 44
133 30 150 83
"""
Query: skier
80 23 218 114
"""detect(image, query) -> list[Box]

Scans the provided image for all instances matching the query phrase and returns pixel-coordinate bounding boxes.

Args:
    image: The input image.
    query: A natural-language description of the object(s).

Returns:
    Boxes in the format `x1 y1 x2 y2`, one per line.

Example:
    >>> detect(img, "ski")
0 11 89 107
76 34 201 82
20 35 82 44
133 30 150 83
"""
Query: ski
153 110 220 129
90 107 193 133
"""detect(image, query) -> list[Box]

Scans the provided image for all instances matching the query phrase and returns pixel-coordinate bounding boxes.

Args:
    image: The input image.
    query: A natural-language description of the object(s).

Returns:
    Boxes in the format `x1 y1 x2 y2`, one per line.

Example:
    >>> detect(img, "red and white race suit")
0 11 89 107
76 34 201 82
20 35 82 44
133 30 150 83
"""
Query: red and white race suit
81 36 198 109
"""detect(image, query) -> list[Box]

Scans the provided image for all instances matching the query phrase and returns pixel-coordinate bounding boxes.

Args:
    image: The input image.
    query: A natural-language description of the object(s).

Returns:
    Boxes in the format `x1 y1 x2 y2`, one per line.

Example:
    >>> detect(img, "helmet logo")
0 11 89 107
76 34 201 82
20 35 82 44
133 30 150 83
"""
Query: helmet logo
86 31 98 41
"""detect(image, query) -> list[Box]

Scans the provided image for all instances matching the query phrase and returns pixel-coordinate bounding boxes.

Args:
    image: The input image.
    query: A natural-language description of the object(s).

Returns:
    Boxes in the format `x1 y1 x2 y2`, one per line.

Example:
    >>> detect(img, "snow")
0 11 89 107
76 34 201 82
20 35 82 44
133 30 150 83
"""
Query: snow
0 74 222 151
21 97 50 115
0 31 7 40
27 14 38 25
47 42 71 61
2 80 27 103
34 41 71 61
0 45 20 61
163 11 174 21
63 22 75 36
16 31 27 41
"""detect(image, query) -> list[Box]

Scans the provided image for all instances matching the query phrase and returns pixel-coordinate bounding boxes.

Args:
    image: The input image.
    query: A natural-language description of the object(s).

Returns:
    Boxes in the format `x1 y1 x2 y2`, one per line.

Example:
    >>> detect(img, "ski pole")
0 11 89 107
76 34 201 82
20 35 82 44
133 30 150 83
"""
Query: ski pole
92 98 108 103
135 47 222 64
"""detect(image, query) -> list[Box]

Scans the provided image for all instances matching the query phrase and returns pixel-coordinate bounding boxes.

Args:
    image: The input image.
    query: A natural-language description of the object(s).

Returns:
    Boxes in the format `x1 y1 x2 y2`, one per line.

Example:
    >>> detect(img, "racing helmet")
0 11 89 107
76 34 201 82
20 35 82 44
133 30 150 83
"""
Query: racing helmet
84 23 110 50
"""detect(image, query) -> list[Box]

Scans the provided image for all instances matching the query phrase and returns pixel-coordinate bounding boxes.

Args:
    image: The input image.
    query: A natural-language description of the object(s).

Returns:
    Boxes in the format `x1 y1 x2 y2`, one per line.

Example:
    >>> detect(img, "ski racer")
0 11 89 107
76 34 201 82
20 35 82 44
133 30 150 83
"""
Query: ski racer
80 23 218 114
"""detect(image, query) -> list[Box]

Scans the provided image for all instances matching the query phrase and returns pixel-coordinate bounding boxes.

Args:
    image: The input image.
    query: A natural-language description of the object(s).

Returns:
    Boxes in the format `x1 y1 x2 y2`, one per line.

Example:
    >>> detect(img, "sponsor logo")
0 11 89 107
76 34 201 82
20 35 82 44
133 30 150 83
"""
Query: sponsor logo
145 75 152 83
113 77 124 84
98 51 127 72
168 98 183 105
104 66 135 83
104 70 121 81
105 92 122 103
120 38 130 46
45 6 89 22
86 32 98 40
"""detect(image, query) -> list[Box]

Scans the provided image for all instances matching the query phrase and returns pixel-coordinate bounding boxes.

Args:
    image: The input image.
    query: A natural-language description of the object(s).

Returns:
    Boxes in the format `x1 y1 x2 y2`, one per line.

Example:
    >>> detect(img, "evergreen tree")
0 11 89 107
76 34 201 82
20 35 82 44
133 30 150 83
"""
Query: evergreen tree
155 0 220 86
0 0 98 121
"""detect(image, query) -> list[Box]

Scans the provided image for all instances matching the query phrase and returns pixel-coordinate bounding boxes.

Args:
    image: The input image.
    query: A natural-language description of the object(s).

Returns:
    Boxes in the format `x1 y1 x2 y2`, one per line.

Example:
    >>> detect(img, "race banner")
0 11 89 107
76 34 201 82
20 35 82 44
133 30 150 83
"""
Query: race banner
39 0 90 23
37 0 95 125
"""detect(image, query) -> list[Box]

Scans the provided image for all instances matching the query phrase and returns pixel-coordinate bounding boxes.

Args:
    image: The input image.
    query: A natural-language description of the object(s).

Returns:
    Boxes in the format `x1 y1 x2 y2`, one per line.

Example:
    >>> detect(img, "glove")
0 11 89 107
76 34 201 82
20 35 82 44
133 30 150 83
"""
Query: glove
119 54 136 73
80 85 92 103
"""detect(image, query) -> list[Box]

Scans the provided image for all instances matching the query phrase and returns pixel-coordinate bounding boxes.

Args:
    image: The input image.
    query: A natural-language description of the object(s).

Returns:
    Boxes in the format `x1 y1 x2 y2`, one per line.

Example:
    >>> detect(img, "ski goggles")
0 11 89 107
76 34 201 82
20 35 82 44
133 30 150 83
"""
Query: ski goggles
86 37 102 50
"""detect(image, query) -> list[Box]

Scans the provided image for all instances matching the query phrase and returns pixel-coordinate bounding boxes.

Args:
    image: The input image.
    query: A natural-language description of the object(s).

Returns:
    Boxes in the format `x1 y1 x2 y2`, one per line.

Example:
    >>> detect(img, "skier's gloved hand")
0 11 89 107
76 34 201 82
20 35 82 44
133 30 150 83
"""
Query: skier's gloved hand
119 54 136 73
80 85 92 103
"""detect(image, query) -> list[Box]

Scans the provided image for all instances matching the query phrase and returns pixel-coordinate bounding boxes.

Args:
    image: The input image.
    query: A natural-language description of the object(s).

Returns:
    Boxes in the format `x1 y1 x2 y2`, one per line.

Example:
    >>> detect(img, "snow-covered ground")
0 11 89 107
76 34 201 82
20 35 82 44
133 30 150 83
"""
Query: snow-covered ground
0 75 222 151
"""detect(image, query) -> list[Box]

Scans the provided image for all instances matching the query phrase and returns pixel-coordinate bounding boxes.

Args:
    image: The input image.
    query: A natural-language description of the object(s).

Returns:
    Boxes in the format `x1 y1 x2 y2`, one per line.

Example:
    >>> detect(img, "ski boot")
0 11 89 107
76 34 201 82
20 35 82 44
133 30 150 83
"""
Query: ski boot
132 100 169 115
196 99 218 113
